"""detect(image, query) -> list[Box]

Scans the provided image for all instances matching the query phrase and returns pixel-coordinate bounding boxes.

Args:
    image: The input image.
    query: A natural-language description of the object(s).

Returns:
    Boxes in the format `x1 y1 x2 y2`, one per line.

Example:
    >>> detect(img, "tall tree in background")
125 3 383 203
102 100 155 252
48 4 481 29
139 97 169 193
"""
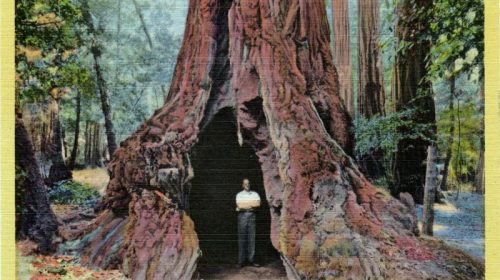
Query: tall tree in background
47 88 73 184
357 0 386 179
16 116 59 253
391 0 436 203
81 0 118 157
332 0 353 114
15 0 84 181
439 77 456 191
474 79 484 193
358 0 385 117
68 90 81 169
66 1 481 279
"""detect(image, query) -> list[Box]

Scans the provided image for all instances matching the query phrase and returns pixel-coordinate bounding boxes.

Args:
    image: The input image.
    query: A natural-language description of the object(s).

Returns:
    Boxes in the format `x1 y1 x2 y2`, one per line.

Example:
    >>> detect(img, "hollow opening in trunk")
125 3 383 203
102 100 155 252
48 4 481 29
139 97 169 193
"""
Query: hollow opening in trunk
189 107 281 269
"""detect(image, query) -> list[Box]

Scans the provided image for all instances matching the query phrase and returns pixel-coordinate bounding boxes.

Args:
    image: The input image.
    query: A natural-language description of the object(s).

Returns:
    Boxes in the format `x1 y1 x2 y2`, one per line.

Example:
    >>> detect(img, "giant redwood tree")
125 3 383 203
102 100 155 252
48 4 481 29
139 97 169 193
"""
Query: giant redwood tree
391 0 437 203
67 1 482 279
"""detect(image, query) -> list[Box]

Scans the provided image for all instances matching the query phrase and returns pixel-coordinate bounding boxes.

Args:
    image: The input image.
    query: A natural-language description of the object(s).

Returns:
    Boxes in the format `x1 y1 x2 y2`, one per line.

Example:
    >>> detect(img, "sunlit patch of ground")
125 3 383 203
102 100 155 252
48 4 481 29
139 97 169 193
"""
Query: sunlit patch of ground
434 201 459 214
417 191 484 261
416 222 448 232
72 168 109 195
16 240 127 280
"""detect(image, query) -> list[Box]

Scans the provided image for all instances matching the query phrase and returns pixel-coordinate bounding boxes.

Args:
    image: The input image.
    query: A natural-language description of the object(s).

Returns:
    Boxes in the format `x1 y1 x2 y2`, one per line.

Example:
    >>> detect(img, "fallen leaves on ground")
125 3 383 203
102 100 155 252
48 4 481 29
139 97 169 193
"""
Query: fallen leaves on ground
17 242 127 280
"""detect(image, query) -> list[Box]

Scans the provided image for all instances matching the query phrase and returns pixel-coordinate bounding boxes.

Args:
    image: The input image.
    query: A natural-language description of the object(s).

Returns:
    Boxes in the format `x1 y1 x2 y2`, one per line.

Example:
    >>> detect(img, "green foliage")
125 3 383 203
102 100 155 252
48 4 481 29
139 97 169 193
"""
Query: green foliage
48 180 100 205
435 75 481 184
15 0 88 103
425 0 483 81
57 0 183 148
354 109 432 158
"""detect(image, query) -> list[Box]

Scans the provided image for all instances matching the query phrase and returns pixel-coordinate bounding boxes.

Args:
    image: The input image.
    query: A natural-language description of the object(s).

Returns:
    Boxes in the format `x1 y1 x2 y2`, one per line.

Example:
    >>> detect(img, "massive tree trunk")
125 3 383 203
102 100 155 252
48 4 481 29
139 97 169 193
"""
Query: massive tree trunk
68 90 81 169
391 0 436 204
357 0 386 179
81 0 118 157
66 1 482 279
331 0 353 114
47 97 72 184
16 117 59 253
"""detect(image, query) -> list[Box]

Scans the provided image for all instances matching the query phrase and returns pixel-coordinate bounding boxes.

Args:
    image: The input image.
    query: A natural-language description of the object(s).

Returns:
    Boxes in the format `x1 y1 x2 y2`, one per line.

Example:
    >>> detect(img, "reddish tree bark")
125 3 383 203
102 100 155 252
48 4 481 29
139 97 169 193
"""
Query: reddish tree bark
67 1 482 279
358 0 385 117
332 0 353 114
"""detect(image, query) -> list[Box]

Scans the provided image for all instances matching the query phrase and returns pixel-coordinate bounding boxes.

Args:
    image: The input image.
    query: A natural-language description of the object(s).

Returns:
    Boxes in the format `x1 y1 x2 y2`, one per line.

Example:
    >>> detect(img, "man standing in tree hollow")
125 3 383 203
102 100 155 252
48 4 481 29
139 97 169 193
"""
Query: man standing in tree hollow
236 178 261 267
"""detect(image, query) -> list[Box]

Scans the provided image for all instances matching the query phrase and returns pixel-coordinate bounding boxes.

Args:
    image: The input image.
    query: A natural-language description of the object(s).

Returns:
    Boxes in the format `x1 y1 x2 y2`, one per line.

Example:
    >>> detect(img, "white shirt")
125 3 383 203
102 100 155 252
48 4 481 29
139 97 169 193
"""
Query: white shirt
236 190 261 208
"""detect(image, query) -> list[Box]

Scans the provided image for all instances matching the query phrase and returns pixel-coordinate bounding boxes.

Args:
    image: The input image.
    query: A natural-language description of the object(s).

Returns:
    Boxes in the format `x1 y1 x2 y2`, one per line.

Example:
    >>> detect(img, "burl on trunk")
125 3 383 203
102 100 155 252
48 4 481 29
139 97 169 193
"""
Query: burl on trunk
66 1 482 279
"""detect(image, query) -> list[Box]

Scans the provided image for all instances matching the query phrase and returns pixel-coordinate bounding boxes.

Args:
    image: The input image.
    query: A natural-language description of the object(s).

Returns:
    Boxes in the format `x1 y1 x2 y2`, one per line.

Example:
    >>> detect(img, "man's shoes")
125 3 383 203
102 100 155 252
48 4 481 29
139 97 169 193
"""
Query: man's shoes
249 262 260 267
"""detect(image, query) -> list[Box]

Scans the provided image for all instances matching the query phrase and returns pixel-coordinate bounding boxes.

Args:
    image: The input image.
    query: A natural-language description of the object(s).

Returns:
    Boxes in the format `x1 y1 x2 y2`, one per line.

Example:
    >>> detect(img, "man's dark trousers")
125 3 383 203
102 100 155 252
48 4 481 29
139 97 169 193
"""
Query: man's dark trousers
238 211 256 265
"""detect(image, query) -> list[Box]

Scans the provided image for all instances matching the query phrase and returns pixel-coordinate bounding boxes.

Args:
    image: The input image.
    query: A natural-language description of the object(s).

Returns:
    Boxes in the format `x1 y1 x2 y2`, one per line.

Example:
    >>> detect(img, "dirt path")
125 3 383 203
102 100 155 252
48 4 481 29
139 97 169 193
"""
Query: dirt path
195 260 287 280
417 191 484 261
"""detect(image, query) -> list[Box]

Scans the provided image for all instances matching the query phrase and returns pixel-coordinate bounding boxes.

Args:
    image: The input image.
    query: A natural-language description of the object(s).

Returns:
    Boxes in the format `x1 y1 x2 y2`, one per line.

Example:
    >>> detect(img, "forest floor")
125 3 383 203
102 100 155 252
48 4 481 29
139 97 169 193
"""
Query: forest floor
16 168 484 279
195 261 287 280
72 168 109 195
416 190 484 261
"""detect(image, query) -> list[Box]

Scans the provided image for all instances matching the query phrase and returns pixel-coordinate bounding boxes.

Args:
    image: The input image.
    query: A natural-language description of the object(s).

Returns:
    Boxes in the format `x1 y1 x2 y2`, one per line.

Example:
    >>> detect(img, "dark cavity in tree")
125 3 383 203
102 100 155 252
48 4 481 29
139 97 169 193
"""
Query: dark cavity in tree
189 107 281 268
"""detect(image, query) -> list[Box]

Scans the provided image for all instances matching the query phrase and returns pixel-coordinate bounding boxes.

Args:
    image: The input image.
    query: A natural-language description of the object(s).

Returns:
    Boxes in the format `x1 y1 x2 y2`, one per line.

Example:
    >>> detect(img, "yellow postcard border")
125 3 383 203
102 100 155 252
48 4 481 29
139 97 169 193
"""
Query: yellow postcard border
485 0 500 279
1 0 499 279
1 0 16 278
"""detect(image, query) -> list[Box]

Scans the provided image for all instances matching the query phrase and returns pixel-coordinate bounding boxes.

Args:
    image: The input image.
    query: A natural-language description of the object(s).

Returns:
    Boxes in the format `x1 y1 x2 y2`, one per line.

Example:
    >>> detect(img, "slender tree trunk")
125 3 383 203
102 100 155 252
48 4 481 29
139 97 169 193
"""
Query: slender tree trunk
81 0 118 158
440 77 455 191
91 123 102 166
47 97 72 184
332 0 353 114
131 0 153 49
84 120 90 165
15 117 59 253
66 1 482 279
391 0 436 204
474 78 484 194
62 125 68 160
68 90 81 169
422 145 437 235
